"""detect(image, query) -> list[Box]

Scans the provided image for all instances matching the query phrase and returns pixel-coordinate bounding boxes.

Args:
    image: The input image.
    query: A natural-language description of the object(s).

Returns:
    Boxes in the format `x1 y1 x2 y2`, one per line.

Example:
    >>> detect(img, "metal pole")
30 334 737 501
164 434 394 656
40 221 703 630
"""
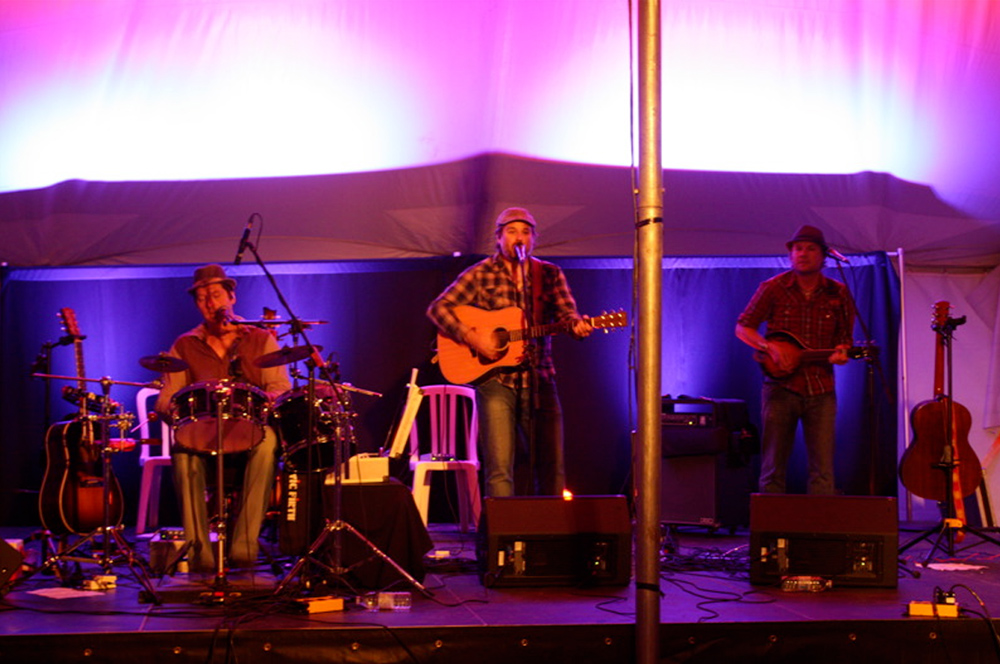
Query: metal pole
635 1 663 663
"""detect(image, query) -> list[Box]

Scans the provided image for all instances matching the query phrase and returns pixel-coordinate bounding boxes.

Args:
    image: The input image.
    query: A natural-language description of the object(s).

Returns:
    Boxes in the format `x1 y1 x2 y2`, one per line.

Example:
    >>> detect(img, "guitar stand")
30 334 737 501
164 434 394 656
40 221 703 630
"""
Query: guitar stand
899 311 1000 566
900 512 1000 566
18 393 160 604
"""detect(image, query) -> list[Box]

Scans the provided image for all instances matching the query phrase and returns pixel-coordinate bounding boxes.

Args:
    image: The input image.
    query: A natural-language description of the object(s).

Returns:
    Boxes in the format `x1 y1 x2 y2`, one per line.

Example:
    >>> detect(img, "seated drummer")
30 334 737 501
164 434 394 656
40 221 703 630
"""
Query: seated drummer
155 264 291 573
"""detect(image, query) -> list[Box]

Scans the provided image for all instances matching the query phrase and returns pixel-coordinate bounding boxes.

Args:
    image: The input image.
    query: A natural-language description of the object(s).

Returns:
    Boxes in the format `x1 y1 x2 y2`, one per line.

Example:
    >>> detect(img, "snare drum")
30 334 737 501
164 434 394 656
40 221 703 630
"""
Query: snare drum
170 381 270 454
272 385 353 468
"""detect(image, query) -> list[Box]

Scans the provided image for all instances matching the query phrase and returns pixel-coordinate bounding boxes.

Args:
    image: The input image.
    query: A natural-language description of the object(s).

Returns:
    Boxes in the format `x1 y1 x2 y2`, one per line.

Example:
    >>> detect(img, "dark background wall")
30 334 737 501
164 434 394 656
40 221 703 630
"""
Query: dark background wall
0 254 898 527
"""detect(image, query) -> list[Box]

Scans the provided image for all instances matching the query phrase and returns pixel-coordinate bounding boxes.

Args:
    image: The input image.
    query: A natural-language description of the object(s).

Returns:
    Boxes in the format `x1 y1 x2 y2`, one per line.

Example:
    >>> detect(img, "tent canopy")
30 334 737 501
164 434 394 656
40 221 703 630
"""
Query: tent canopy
1 1 999 269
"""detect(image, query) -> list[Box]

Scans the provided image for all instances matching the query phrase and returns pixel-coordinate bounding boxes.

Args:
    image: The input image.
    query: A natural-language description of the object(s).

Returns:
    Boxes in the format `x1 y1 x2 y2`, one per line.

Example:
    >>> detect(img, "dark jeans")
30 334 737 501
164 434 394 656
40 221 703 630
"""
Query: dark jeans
476 377 566 497
758 383 837 495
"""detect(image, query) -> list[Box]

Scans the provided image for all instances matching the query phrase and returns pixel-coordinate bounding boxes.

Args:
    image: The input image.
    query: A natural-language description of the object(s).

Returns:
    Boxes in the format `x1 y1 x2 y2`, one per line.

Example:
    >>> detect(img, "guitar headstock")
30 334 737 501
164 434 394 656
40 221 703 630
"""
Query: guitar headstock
59 307 82 338
590 309 628 331
931 301 951 330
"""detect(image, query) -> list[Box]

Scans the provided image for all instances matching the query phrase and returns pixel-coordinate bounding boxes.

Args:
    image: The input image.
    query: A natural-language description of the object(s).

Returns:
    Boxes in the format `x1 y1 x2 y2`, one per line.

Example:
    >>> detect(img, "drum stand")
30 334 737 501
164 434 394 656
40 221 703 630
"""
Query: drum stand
20 377 161 604
204 382 244 596
233 239 426 597
273 386 428 597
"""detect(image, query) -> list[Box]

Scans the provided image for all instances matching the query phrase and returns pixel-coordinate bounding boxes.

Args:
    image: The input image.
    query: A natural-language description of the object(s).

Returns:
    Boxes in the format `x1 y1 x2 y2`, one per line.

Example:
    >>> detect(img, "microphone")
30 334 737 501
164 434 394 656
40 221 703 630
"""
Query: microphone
215 308 233 324
514 242 527 262
826 247 850 264
233 214 256 265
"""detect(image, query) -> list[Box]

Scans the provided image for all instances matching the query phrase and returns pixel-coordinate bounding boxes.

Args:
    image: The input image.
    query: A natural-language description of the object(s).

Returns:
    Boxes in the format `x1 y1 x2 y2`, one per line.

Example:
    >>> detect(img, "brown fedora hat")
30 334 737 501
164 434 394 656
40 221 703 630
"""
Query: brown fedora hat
187 264 236 294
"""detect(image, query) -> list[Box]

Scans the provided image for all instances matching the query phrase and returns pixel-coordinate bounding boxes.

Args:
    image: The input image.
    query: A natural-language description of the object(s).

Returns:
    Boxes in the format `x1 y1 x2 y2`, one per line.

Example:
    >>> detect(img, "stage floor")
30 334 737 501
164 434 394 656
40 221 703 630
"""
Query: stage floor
2 521 1000 663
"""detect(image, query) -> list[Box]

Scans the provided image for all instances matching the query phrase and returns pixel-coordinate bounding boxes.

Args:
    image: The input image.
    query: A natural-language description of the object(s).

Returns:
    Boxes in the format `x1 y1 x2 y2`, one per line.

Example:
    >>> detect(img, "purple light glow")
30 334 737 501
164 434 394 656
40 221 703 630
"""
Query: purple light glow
2 0 999 218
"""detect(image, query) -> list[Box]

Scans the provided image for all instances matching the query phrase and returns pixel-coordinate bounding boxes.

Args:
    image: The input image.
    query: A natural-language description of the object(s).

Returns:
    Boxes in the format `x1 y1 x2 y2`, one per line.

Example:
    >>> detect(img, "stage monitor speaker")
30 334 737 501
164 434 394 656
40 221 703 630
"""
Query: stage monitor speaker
480 495 631 587
0 539 24 593
749 493 898 588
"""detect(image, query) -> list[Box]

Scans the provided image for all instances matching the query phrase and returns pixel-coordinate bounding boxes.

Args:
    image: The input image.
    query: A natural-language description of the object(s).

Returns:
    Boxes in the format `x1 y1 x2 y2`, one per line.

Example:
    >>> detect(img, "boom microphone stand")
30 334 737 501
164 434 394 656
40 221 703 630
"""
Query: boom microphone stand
233 231 428 597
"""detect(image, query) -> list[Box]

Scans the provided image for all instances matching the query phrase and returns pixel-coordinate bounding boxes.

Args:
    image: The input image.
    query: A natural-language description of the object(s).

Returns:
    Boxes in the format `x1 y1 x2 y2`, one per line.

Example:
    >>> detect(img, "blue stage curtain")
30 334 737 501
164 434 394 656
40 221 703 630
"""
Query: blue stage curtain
0 254 898 526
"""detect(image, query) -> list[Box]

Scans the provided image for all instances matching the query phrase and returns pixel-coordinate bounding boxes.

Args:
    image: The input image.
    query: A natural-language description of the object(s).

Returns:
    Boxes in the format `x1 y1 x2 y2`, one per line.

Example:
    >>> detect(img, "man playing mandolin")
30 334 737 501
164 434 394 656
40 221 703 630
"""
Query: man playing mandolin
735 225 856 495
427 207 592 498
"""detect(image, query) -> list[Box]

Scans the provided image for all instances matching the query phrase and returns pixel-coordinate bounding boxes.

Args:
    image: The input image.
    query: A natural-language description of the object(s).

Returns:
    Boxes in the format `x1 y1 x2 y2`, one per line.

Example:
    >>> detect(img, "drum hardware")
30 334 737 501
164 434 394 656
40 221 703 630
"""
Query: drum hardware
274 359 431 598
170 380 269 454
225 224 425 597
165 379 274 596
23 373 161 603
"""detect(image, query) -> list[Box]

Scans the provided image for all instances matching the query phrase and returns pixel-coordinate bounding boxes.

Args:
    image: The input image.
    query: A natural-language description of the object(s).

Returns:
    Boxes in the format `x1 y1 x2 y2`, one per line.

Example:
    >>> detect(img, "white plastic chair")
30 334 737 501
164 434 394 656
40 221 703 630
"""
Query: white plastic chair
135 387 173 534
409 385 481 531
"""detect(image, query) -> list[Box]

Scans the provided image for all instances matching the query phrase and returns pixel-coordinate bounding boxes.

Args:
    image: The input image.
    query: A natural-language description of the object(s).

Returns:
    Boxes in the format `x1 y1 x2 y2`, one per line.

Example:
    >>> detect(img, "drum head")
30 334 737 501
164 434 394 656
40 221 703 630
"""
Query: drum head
170 381 269 454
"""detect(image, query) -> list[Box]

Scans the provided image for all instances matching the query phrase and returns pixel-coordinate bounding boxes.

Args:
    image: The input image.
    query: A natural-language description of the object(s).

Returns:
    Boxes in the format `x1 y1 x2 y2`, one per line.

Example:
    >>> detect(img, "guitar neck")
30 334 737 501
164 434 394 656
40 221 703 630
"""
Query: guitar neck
508 320 571 343
74 339 86 390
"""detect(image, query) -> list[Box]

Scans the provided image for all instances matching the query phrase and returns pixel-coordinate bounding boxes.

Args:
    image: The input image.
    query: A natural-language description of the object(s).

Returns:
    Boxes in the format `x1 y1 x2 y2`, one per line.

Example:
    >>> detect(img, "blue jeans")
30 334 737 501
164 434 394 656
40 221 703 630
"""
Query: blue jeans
476 377 566 497
758 384 837 495
172 426 278 570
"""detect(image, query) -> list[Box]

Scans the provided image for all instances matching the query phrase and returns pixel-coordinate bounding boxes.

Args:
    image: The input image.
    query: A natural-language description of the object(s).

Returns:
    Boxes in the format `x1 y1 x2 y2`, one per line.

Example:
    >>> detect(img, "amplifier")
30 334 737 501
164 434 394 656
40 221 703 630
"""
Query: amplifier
661 412 710 427
661 397 755 457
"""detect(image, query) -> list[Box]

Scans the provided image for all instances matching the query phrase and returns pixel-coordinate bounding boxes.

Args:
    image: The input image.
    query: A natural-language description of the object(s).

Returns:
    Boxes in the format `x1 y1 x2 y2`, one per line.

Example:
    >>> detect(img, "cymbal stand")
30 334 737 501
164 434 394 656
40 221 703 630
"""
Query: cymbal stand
274 393 429 597
20 380 160 603
234 235 427 596
900 317 1000 563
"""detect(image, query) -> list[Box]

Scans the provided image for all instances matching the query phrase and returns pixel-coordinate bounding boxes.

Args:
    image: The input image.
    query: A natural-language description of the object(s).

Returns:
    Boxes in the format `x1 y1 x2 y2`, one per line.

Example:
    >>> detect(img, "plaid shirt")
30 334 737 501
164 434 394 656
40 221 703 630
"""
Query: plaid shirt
427 253 582 388
737 270 855 396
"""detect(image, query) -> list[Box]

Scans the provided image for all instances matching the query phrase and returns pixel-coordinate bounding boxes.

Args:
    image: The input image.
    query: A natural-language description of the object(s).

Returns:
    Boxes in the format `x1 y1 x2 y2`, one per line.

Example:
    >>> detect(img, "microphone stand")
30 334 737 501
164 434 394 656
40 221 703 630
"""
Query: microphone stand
234 238 428 597
830 257 891 495
515 249 540 495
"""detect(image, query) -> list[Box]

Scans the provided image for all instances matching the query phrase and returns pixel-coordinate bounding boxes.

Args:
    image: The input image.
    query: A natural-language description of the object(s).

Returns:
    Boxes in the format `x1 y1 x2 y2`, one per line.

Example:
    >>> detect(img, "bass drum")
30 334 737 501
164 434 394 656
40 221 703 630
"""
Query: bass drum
272 384 354 469
170 381 269 454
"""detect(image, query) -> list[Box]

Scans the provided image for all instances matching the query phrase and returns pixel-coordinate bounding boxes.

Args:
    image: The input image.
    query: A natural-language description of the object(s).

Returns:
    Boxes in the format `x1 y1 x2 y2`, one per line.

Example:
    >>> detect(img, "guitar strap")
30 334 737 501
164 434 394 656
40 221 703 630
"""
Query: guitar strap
531 257 544 326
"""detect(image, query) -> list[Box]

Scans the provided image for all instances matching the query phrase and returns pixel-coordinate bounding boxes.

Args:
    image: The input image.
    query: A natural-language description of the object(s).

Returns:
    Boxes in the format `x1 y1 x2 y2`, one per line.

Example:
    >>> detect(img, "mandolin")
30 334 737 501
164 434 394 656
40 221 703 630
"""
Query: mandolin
38 308 124 535
754 330 869 379
898 301 979 533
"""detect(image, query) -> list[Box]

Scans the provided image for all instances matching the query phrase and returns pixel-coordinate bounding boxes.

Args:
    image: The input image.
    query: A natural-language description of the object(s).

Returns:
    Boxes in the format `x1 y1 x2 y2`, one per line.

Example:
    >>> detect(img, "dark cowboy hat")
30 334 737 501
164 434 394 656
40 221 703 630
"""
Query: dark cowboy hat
186 264 236 294
785 224 829 252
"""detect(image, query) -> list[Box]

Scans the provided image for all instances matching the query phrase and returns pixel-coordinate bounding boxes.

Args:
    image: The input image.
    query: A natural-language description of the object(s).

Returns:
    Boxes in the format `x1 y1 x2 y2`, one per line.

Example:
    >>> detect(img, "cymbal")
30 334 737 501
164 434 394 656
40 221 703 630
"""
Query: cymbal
253 345 321 369
139 354 189 373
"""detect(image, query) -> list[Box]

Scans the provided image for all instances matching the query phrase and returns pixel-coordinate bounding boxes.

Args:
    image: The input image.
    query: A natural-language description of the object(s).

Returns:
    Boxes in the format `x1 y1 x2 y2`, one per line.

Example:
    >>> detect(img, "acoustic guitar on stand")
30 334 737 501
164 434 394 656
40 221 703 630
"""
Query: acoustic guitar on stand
38 308 124 535
754 330 869 379
898 301 979 541
436 305 627 385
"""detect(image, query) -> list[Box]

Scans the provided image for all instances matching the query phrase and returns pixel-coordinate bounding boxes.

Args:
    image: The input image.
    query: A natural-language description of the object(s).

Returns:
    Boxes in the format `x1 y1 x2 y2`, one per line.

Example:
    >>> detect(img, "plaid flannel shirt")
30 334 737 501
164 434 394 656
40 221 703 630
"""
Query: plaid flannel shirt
427 254 582 388
737 270 855 396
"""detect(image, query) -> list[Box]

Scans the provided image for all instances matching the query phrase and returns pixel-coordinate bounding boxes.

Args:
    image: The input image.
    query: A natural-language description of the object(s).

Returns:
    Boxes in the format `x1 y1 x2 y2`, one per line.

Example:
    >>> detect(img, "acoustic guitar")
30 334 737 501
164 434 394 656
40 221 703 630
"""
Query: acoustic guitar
898 301 979 538
753 330 868 379
436 305 627 384
38 308 124 535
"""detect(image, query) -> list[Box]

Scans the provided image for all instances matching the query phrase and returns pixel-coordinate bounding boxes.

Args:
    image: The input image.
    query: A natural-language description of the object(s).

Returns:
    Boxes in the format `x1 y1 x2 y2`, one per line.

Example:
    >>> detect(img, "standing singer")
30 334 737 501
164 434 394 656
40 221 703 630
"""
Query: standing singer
427 207 592 498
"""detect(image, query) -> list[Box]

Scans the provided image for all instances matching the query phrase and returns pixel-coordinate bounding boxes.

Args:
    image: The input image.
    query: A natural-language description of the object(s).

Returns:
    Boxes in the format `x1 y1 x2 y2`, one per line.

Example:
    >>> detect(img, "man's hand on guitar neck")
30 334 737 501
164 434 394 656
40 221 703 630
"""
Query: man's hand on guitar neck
829 345 852 365
463 327 501 360
572 315 594 339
